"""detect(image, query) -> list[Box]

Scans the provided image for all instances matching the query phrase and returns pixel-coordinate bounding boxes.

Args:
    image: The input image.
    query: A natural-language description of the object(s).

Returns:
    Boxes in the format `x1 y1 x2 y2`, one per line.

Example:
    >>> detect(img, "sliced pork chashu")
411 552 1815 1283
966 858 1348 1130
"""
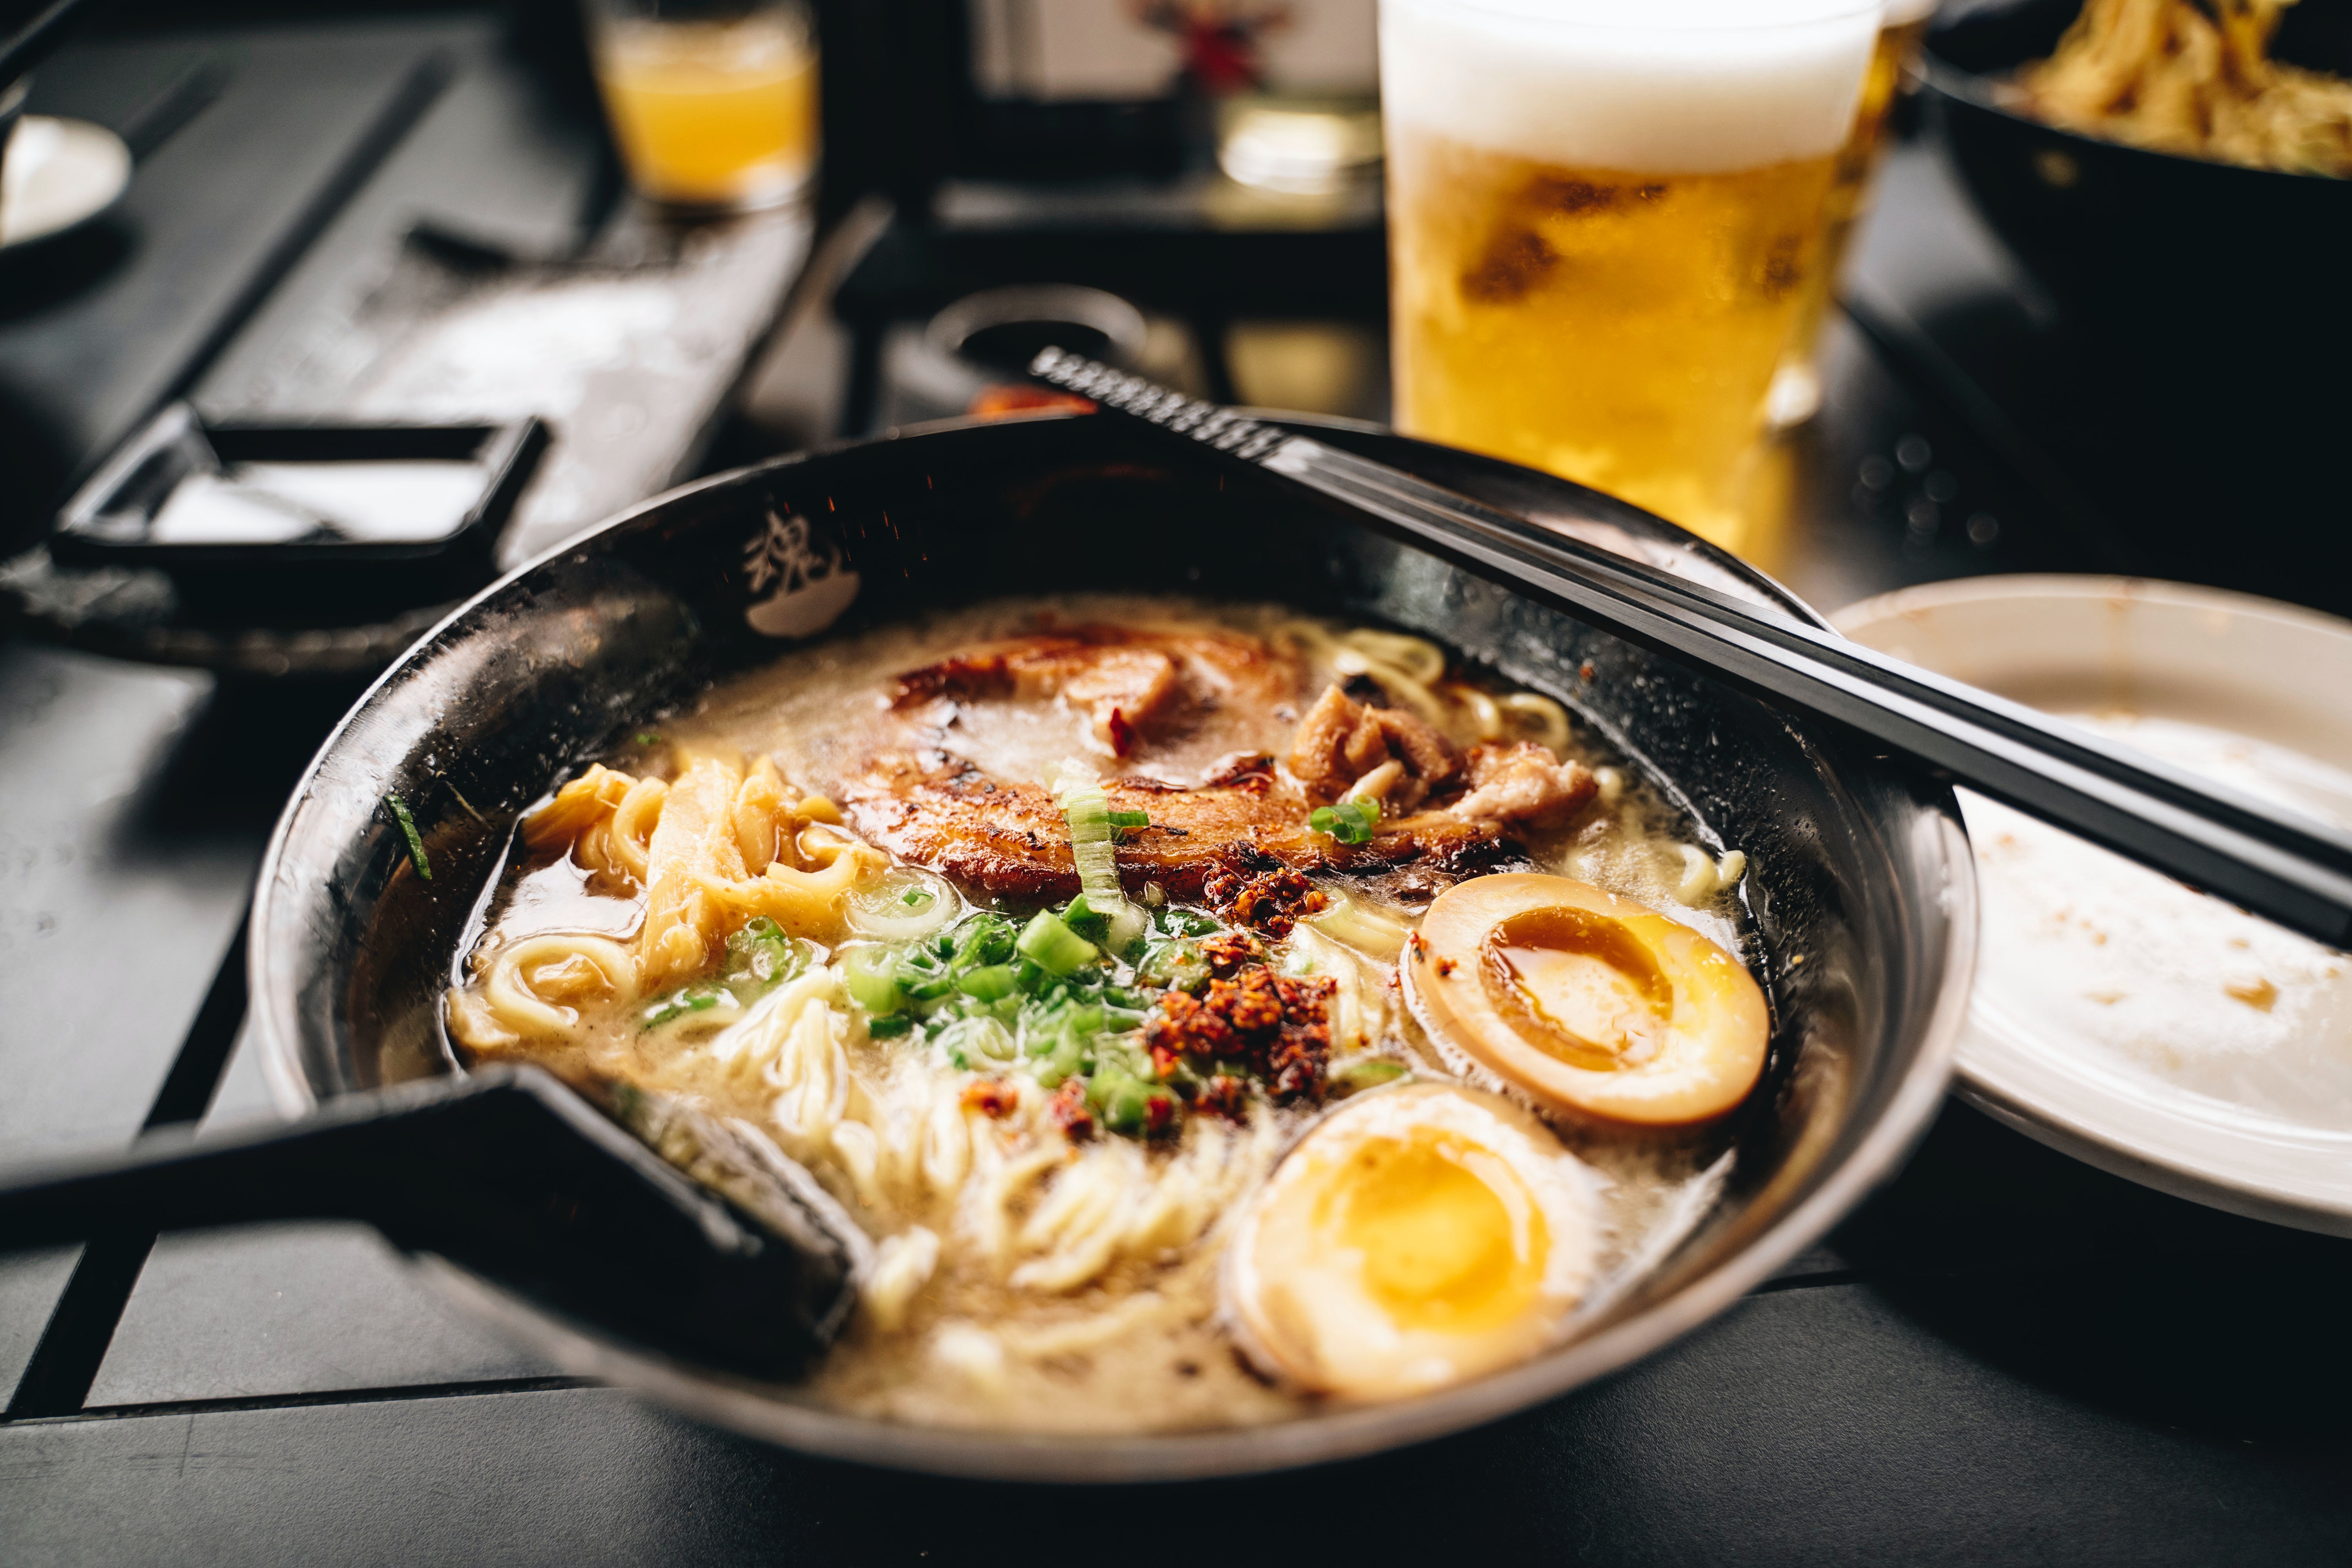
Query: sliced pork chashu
889 625 1304 759
839 749 1507 902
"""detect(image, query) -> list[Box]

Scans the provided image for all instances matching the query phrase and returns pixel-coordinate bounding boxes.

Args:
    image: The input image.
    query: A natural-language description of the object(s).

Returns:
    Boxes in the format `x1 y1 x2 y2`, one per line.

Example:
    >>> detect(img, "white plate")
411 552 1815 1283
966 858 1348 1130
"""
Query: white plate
1 115 132 248
1835 575 2352 1236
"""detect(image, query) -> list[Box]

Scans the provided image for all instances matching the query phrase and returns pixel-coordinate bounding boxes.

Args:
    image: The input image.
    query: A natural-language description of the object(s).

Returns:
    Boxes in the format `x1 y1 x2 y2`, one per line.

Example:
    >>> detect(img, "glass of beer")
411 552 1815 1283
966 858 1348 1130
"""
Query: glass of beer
585 0 820 212
1382 0 1880 552
1769 0 1935 428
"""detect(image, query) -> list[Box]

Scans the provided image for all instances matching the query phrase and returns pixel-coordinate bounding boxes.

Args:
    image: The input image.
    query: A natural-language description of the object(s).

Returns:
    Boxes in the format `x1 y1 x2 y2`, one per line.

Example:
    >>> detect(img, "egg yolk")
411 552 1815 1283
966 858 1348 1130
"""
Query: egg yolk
1483 906 1674 1071
1317 1130 1548 1335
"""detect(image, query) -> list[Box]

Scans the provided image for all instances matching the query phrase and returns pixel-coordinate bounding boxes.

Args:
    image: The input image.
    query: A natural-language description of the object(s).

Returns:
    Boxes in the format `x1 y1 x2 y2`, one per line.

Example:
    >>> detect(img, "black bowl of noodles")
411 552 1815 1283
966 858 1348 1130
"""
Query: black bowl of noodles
247 408 1973 1480
1920 0 2352 487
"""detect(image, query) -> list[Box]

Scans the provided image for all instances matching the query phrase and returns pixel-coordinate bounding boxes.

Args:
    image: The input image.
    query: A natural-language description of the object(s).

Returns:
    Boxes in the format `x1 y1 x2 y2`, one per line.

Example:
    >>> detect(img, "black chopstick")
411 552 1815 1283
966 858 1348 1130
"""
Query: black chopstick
1027 347 2352 949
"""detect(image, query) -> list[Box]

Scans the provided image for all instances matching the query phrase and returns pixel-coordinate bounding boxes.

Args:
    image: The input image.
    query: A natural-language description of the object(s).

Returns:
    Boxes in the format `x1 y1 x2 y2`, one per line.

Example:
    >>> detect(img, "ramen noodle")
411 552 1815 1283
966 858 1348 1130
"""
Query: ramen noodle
2013 0 2352 178
445 598 1773 1432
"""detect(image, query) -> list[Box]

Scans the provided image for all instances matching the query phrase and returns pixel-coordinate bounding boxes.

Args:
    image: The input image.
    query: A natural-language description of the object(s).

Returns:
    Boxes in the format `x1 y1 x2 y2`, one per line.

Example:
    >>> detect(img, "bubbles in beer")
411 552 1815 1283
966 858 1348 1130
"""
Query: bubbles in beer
1383 0 1880 550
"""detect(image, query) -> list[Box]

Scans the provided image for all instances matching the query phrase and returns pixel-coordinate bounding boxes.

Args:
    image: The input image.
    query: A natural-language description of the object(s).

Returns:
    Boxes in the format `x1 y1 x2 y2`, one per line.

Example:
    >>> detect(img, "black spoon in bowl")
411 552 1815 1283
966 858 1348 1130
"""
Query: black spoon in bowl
1028 347 2352 950
0 1064 866 1381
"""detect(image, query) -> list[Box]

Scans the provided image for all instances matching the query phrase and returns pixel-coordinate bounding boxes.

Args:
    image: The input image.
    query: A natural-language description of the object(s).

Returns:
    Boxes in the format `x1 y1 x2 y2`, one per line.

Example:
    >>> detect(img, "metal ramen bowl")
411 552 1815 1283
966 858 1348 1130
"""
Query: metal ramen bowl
249 412 1974 1480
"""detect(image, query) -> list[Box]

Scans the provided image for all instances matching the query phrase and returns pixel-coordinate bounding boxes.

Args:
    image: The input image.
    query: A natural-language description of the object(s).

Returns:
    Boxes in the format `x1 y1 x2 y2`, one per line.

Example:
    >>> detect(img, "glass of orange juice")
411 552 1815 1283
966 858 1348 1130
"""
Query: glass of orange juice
584 0 820 211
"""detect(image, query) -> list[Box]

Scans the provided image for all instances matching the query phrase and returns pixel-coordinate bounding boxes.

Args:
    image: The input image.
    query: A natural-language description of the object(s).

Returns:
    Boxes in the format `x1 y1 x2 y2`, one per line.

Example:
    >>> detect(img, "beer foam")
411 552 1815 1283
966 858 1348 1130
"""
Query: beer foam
1381 0 1882 174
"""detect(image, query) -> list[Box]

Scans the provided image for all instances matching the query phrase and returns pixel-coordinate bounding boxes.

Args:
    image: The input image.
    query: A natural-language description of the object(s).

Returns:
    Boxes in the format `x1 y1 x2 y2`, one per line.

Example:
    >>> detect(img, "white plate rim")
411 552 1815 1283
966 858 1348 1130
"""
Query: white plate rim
1835 573 2352 1239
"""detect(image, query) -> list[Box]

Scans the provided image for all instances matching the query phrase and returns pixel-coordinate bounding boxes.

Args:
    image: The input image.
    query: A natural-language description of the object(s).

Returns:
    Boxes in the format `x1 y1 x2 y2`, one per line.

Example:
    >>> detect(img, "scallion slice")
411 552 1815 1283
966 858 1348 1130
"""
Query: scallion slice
642 986 726 1029
1016 909 1098 978
844 945 907 1013
848 866 958 941
384 794 432 881
958 963 1019 1003
1308 796 1382 846
1051 762 1147 955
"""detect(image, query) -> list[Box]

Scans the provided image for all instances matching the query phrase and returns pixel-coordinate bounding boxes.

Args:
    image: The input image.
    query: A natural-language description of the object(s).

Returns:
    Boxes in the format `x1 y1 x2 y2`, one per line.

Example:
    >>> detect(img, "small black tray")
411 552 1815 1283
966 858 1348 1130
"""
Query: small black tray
51 404 545 574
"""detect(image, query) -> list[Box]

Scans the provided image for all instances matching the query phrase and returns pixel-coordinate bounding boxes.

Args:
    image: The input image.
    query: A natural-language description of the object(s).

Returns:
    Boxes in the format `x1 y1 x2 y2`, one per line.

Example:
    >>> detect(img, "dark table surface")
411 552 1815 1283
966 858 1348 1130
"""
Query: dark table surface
2 17 2350 1567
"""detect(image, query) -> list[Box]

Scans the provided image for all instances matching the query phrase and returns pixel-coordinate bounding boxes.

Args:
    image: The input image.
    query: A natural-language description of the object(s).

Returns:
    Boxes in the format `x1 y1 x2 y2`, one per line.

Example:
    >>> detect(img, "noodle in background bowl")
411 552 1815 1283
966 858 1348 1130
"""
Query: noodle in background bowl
247 411 1972 1479
1921 0 2351 500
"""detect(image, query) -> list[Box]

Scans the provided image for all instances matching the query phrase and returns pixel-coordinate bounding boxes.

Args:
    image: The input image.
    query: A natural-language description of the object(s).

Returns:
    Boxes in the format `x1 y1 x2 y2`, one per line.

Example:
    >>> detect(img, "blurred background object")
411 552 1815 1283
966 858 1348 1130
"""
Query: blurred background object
1215 96 1379 196
874 281 1143 425
0 105 131 247
3 0 2348 667
1380 0 1884 557
583 0 818 210
1915 0 2352 603
0 2 133 252
0 67 22 167
1769 0 1938 430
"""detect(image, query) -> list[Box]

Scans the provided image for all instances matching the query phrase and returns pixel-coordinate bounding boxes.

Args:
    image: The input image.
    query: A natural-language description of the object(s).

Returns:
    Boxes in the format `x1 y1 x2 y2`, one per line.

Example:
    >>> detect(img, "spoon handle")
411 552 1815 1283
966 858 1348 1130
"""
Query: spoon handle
0 1067 854 1379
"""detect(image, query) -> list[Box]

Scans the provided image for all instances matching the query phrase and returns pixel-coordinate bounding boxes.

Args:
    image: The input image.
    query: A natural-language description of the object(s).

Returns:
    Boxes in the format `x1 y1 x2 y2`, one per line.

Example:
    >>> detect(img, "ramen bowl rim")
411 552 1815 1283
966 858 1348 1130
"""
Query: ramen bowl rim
245 412 1975 1481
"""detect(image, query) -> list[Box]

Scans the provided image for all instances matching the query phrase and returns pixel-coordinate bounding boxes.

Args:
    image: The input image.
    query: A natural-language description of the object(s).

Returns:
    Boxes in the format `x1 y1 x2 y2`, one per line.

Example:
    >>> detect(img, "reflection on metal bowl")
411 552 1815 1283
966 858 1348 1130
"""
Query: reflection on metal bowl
247 412 1971 1480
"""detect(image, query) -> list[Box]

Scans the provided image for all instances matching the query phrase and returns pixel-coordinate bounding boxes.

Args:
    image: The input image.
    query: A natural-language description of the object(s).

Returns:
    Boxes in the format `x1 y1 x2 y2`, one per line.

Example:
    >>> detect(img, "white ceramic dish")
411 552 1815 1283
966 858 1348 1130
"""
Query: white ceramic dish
1836 576 2352 1236
0 115 131 248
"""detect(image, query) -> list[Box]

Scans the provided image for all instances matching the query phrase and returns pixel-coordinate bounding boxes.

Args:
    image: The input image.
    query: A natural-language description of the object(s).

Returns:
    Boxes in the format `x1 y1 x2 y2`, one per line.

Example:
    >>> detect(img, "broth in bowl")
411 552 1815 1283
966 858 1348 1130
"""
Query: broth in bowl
443 595 1772 1433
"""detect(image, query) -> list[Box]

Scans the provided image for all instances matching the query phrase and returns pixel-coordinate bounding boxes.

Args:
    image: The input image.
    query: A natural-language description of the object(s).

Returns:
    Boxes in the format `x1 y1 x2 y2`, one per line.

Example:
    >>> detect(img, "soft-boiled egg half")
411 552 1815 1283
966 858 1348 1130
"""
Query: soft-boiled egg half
1223 1081 1596 1401
1404 873 1768 1128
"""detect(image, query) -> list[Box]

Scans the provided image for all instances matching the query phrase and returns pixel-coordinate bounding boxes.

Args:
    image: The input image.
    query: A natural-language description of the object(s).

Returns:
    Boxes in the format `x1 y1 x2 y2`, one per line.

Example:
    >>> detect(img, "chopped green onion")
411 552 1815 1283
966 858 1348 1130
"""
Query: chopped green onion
1016 909 1098 978
949 913 1019 969
844 946 907 1013
847 868 956 940
635 732 661 746
1135 938 1209 993
384 794 432 881
641 918 808 1031
901 971 958 1004
1061 893 1111 943
1308 796 1383 846
642 986 723 1028
865 1014 915 1039
1051 764 1148 956
1063 1002 1109 1042
1106 810 1150 829
958 963 1018 1003
722 917 810 997
1028 1022 1089 1088
1089 1069 1151 1132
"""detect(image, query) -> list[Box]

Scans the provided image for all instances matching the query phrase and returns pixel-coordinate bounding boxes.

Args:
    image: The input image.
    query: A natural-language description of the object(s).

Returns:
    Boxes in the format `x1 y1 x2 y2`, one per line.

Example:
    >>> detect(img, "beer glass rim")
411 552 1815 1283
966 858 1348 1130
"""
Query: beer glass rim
1385 0 1884 34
